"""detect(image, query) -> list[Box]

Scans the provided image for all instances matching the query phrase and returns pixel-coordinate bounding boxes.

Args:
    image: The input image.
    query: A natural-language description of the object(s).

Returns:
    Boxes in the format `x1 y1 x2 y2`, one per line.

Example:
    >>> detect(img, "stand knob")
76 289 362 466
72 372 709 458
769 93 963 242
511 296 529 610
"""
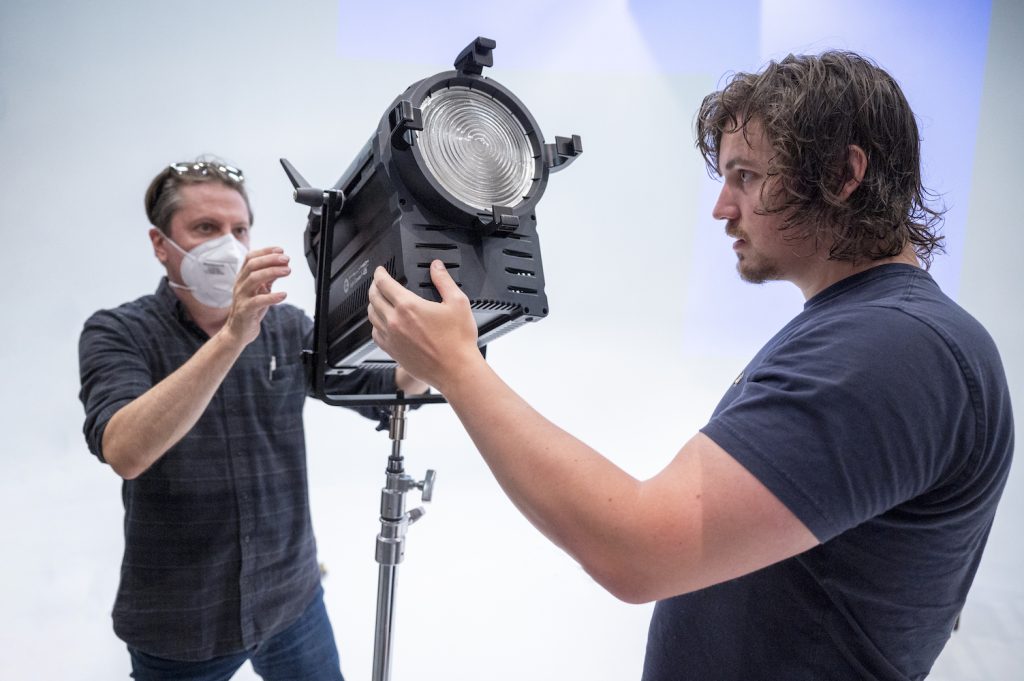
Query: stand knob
418 469 437 502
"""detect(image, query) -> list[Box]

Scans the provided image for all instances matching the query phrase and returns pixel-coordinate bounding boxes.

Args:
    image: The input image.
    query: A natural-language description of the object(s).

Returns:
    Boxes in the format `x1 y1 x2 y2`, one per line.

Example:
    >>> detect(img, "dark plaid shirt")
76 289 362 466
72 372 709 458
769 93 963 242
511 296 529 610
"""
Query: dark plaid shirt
78 278 393 661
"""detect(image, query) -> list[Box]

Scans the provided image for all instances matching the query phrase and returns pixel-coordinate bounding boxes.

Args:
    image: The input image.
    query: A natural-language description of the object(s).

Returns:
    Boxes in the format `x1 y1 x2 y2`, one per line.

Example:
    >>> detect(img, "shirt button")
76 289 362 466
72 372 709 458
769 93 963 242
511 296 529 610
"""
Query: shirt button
244 535 251 544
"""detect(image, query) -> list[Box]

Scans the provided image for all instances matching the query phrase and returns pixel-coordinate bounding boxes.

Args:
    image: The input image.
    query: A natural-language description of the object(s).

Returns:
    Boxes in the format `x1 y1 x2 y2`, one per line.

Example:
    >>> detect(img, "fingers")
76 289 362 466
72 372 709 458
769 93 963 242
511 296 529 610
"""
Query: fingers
367 262 468 329
428 260 465 303
250 290 288 307
247 246 285 260
241 265 290 294
364 260 481 392
367 293 388 331
367 270 389 309
367 271 391 329
236 250 291 300
242 250 291 278
368 267 415 351
371 266 412 306
217 247 293 346
368 266 418 335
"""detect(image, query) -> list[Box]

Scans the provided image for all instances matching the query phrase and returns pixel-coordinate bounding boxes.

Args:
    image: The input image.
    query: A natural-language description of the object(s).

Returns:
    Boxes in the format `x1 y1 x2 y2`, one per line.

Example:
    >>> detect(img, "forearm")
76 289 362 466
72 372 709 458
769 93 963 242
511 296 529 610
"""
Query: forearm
368 263 819 604
366 262 701 600
445 360 819 603
102 330 245 479
441 357 645 591
395 366 429 395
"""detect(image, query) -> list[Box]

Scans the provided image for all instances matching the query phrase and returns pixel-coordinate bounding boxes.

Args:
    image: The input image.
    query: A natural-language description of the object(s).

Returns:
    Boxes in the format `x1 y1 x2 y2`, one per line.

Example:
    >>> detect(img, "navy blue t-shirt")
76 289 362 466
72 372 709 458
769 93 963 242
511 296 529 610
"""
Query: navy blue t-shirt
643 265 1013 681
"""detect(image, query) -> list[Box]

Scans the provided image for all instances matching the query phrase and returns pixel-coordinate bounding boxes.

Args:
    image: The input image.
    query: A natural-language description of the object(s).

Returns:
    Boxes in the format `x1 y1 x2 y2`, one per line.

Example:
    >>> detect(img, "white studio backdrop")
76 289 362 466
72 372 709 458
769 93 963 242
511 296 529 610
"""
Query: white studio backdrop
0 1 1020 679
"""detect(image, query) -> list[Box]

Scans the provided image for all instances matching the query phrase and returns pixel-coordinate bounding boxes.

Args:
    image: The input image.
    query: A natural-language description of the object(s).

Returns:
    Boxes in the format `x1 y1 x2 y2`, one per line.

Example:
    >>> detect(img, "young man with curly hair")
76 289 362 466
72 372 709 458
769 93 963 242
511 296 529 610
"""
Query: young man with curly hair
366 52 1014 680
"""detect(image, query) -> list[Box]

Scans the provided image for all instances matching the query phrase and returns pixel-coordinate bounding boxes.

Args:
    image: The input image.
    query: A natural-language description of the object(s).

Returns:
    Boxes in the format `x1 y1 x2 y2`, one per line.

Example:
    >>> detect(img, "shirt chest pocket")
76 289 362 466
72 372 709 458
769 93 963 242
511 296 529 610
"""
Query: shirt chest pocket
258 355 307 428
268 354 305 384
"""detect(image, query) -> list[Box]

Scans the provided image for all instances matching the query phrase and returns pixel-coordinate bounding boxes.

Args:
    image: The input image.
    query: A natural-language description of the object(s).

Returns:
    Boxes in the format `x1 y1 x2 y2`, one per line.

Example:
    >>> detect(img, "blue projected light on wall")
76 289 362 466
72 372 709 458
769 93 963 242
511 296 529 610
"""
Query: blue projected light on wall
679 0 991 355
628 0 761 76
761 0 991 300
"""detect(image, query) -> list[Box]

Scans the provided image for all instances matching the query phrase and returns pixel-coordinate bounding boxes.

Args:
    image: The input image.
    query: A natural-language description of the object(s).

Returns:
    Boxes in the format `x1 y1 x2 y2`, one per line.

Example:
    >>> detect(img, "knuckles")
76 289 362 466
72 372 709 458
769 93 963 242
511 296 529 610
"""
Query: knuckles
393 299 416 317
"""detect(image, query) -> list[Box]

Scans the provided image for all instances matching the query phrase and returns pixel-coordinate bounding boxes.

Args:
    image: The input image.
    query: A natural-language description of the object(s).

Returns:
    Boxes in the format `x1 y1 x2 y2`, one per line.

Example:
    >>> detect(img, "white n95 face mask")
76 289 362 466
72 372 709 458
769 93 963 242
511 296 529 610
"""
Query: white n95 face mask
166 233 249 308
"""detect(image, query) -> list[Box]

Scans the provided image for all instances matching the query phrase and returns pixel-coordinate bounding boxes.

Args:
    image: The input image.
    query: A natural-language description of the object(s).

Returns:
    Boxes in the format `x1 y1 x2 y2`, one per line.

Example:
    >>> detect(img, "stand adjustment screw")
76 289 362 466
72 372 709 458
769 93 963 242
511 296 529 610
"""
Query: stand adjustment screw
418 469 437 502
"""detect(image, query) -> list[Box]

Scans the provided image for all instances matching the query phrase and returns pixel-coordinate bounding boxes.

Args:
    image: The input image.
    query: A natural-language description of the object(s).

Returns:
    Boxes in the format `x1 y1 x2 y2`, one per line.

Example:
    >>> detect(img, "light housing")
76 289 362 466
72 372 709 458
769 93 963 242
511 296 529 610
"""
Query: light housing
282 37 581 390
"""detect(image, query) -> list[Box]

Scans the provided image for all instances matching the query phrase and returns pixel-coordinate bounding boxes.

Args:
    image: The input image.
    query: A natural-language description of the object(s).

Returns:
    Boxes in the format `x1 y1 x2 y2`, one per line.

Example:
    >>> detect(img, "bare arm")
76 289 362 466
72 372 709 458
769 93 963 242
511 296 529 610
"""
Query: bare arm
102 248 291 479
395 366 429 395
368 261 817 602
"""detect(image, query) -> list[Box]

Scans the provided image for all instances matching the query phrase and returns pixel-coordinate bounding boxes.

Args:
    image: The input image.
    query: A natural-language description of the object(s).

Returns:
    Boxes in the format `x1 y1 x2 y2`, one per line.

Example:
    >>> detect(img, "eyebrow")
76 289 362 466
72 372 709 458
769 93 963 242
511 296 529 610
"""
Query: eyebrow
723 157 757 171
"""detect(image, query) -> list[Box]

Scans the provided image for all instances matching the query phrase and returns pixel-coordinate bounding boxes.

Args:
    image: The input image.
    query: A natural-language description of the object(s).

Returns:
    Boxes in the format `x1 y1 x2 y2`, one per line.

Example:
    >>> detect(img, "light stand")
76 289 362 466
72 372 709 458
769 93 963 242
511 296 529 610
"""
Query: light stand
373 402 436 681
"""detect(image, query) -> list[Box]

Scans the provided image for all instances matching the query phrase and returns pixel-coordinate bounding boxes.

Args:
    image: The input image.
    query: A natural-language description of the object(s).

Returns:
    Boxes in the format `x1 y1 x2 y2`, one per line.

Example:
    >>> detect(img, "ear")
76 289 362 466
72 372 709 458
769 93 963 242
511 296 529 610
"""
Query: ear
149 228 170 265
839 144 868 201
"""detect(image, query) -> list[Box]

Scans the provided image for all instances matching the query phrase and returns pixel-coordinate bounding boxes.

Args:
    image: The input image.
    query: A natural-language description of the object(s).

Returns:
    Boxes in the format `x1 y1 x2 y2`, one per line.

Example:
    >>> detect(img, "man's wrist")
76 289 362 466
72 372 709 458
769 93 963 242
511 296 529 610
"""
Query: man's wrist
395 366 429 395
436 351 490 402
211 324 249 358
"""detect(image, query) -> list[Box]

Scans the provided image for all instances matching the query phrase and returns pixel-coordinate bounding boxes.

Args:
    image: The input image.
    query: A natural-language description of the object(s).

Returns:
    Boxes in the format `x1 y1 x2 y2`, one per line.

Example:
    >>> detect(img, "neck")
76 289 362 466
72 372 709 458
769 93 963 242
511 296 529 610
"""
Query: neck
795 244 919 300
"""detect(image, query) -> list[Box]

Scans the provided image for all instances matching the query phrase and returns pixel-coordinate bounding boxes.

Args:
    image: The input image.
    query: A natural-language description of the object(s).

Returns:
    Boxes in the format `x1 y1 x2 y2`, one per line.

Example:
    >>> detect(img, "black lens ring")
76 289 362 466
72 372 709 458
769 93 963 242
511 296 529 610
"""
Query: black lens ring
385 70 550 226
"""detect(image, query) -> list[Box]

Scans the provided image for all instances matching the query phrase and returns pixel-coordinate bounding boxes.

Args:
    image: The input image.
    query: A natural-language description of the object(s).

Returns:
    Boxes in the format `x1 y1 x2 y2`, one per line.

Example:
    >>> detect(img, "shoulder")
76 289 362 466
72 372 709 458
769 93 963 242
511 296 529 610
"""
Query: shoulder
785 274 1004 395
795 265 1002 369
738 301 976 465
81 291 166 341
762 302 955 384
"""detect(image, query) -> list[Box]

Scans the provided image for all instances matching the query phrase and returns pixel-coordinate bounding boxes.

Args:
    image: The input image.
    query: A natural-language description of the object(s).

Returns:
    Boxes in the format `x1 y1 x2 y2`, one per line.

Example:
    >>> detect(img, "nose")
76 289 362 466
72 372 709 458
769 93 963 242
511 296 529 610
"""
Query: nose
712 182 739 222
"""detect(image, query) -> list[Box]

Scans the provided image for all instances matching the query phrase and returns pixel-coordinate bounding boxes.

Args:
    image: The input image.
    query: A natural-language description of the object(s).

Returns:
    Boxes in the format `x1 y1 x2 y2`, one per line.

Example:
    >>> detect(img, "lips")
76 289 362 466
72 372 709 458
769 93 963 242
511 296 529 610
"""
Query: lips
726 222 747 250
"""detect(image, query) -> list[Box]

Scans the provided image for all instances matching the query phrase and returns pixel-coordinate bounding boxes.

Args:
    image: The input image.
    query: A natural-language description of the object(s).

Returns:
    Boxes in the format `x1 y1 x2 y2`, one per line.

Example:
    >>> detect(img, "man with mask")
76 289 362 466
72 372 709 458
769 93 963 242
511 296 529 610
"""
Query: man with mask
78 159 425 680
366 52 1014 679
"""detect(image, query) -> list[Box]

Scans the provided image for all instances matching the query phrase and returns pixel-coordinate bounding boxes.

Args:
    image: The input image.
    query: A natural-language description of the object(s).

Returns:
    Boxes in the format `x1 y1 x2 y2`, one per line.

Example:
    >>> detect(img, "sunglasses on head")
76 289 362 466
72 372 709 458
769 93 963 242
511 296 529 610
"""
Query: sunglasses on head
168 161 245 183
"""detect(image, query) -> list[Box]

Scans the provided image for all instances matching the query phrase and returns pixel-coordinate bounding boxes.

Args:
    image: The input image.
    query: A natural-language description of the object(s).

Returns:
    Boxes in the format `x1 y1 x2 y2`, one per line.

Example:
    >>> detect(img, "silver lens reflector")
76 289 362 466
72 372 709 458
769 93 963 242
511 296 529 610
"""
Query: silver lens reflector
418 86 534 212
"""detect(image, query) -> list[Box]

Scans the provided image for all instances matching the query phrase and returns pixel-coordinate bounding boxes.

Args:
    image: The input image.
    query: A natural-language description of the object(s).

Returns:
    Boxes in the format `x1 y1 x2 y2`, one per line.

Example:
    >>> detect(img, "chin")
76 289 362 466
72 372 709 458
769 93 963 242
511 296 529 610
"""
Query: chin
737 259 779 285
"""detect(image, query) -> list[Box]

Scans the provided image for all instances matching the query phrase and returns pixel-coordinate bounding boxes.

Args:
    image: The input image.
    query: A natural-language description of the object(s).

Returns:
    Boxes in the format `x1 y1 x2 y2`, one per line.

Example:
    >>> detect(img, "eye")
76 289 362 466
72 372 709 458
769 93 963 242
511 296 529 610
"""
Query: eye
195 222 217 234
738 169 754 184
233 226 250 238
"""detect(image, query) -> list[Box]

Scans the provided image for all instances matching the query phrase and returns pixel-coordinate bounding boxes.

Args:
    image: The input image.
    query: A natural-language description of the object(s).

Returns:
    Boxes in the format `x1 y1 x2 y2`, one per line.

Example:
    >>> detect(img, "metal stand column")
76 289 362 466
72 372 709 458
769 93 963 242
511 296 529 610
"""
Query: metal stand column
371 404 436 681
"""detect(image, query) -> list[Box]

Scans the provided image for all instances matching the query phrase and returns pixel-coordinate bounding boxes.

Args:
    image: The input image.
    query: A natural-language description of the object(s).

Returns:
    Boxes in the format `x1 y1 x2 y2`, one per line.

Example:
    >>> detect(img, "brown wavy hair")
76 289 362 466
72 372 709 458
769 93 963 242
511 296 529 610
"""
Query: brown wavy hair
144 155 253 235
695 51 944 267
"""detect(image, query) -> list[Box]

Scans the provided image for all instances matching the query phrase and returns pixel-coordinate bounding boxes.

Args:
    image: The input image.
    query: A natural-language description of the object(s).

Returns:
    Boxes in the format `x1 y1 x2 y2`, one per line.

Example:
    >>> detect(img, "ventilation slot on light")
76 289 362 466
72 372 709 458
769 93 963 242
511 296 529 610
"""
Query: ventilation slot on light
472 299 520 312
415 242 458 250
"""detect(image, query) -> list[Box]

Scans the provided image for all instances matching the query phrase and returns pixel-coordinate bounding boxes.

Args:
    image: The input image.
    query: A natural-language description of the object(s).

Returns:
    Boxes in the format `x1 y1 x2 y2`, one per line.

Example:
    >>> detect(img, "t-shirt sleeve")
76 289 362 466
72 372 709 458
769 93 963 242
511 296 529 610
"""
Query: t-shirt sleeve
700 307 973 543
78 310 155 463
